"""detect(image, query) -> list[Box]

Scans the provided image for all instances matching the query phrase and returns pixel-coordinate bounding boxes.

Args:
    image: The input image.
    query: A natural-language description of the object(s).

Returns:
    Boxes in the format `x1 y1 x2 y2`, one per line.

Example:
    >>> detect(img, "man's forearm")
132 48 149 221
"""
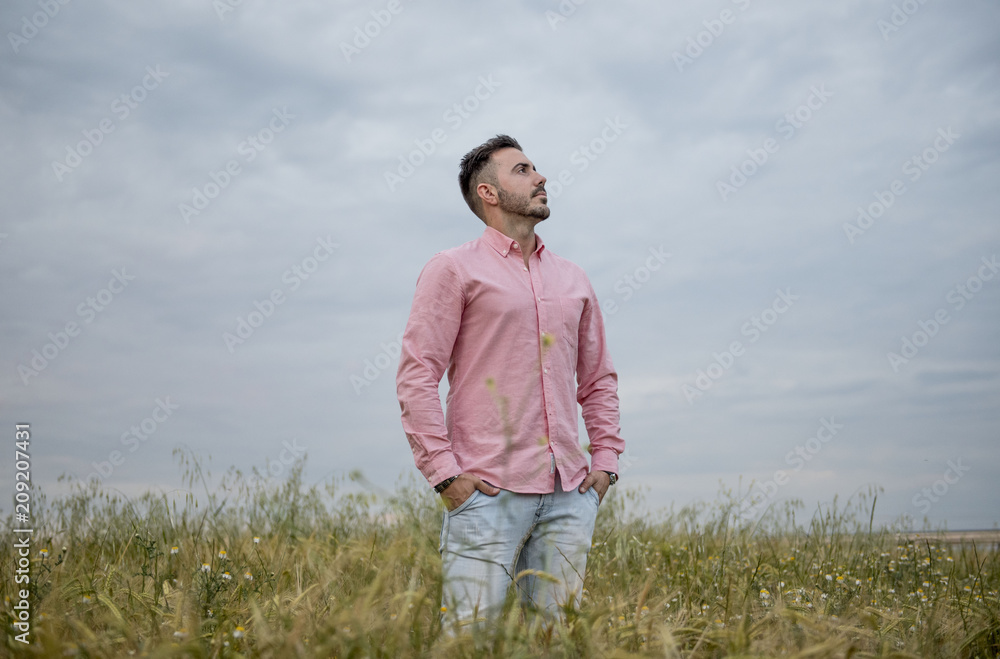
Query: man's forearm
576 284 625 475
397 361 461 486
405 430 461 487
579 369 625 474
396 253 465 486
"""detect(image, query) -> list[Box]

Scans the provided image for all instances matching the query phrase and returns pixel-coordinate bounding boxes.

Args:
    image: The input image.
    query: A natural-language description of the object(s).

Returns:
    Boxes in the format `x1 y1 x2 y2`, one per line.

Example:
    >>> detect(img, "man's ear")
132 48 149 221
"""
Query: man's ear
477 181 498 208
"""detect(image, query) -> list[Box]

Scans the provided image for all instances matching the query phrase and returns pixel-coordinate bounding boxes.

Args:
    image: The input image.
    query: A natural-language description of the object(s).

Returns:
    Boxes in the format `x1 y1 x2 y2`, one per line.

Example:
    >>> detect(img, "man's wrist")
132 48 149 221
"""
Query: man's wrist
602 470 618 486
434 475 459 493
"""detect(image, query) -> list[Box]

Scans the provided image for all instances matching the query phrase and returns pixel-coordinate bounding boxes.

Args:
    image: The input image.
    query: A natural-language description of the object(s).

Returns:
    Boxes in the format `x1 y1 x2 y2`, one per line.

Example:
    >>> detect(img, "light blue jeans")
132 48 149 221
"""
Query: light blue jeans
438 472 600 630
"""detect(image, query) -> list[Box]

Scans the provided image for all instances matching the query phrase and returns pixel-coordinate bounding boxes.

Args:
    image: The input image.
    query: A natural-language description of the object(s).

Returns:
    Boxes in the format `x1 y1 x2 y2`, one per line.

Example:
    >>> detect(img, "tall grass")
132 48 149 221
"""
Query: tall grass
2 449 998 658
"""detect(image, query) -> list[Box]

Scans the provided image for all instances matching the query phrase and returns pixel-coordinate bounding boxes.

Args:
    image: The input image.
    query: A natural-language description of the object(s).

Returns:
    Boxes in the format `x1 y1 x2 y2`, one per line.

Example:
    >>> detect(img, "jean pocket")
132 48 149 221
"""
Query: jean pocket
447 489 480 517
588 487 600 506
438 512 448 555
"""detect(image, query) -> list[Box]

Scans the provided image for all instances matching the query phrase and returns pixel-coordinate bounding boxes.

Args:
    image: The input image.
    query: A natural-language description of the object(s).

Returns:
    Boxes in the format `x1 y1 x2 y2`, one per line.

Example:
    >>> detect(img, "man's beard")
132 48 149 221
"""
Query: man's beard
497 184 550 220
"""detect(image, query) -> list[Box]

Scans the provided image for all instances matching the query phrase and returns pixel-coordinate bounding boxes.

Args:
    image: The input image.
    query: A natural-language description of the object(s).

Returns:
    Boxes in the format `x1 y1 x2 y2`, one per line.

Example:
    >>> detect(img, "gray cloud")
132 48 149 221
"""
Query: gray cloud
2 0 998 531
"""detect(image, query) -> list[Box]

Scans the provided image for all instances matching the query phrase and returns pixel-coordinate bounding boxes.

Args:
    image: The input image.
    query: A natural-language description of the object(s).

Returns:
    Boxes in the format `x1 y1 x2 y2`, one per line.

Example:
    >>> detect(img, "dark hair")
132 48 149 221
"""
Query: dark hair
458 134 522 219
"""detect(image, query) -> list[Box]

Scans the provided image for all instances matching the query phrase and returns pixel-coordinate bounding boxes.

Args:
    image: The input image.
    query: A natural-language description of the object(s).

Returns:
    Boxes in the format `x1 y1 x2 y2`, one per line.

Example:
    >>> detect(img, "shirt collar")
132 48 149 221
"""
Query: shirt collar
482 225 546 259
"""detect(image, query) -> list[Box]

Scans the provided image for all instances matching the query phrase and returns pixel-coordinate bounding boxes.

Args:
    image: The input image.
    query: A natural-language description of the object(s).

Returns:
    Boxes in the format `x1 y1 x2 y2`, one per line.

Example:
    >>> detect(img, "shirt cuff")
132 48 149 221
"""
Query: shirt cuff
422 453 463 489
590 446 619 475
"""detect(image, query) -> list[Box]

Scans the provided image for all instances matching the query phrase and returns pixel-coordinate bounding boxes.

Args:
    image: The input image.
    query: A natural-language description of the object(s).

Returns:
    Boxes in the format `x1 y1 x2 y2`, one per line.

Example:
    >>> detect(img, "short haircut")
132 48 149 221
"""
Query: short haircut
458 134 523 219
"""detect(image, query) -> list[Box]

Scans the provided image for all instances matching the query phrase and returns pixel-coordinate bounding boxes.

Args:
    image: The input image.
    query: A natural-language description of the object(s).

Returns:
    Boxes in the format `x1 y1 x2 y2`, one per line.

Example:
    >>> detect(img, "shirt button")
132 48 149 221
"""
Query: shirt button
523 266 528 271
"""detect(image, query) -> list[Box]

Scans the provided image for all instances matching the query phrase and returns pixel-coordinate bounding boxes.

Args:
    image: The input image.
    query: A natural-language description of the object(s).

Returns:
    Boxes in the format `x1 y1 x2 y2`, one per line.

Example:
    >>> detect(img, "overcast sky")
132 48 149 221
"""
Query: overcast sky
2 0 998 531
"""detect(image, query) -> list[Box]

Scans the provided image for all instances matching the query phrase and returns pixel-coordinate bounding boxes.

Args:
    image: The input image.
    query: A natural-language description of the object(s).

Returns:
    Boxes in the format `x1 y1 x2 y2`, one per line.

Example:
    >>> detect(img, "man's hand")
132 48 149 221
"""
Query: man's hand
440 473 500 511
578 470 611 504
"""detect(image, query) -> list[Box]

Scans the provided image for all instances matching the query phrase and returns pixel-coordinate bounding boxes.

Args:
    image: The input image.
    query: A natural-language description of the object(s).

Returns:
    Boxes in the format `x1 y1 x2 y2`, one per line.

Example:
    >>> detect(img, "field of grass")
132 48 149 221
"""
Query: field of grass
3 449 998 658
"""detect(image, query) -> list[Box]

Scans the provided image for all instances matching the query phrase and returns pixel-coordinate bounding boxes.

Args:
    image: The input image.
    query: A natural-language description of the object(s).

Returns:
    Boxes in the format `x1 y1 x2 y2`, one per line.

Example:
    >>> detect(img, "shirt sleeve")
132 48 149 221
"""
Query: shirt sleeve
396 252 465 487
576 277 625 474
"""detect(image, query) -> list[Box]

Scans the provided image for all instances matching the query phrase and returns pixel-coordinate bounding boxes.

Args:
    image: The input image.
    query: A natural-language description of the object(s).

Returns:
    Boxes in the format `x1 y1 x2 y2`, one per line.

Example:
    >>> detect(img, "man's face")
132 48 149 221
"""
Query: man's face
489 148 549 220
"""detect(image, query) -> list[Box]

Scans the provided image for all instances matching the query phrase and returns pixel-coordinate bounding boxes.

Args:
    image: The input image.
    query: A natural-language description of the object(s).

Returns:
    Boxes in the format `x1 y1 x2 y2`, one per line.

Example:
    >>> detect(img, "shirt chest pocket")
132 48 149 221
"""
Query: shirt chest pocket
558 295 585 355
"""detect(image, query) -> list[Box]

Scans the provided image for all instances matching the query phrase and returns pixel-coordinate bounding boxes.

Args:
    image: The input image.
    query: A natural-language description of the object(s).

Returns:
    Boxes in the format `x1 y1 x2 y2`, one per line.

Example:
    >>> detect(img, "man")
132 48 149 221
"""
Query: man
396 134 625 630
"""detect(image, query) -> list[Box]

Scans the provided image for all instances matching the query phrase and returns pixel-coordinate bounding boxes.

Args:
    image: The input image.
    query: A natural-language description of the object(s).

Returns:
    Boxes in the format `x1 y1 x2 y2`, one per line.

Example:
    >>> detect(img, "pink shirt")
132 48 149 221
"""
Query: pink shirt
396 226 624 493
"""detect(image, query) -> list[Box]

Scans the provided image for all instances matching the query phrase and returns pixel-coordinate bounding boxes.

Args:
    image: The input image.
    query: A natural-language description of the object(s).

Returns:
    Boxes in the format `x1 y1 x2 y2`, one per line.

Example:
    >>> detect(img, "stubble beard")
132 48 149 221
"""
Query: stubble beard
497 185 550 220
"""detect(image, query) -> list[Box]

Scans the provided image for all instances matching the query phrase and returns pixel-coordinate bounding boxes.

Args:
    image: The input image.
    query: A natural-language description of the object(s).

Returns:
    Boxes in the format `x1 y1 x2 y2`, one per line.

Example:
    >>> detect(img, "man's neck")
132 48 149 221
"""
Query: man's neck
487 215 538 268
